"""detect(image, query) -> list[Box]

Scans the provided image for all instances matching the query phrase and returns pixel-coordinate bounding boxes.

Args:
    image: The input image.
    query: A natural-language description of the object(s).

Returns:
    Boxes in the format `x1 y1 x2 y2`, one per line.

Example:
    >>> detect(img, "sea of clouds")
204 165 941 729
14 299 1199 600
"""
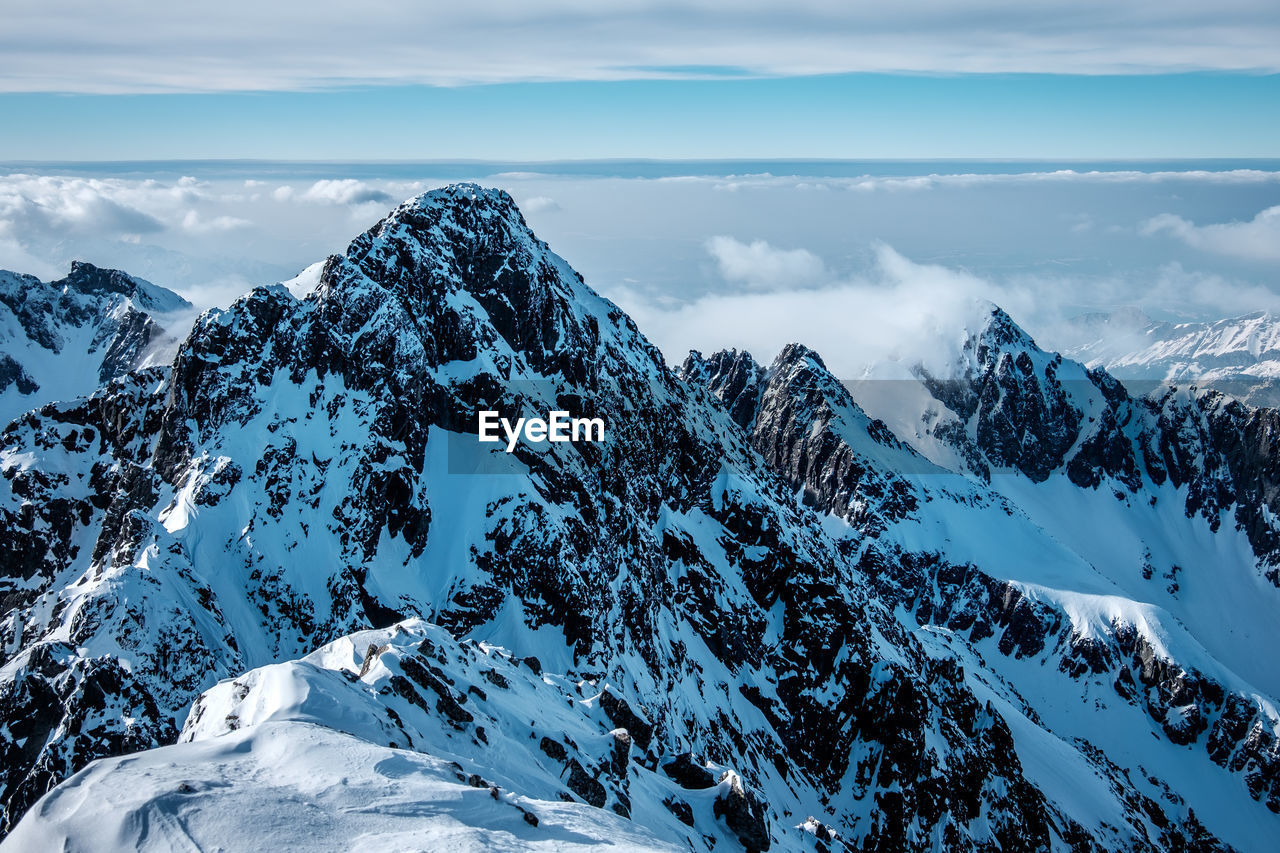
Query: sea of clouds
2 163 1278 376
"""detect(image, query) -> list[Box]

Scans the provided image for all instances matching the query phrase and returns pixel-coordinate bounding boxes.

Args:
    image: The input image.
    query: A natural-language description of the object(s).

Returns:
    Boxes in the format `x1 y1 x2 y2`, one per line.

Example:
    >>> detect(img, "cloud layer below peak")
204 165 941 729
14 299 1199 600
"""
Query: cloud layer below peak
2 164 1278 380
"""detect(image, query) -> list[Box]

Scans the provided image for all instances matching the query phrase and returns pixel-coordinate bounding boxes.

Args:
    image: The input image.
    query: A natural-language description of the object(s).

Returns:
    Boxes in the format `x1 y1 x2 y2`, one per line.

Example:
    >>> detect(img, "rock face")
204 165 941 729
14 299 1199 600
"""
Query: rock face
680 344 945 537
0 262 190 426
1 185 1279 851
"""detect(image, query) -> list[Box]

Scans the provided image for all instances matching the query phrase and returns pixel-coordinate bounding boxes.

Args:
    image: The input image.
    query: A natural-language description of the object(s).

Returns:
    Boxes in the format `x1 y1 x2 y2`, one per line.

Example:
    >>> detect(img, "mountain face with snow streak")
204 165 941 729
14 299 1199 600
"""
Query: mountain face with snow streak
898 307 1280 585
1061 309 1280 408
2 185 1280 851
689 322 1280 840
0 261 190 427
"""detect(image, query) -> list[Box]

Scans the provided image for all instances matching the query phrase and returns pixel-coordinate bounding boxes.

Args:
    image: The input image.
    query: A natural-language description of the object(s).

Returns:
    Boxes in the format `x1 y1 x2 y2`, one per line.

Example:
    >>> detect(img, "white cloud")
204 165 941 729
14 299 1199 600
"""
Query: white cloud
613 239 1280 378
521 196 561 214
0 176 168 240
181 210 252 233
1141 205 1280 262
300 180 395 206
613 243 1025 377
0 174 308 300
1 2 1278 93
680 169 1280 195
1066 213 1094 234
705 236 826 290
167 274 263 313
0 237 61 280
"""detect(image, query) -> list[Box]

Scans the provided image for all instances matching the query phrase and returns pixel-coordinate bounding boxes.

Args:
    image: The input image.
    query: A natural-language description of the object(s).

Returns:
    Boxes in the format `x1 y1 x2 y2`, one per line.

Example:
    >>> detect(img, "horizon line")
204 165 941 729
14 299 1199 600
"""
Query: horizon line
6 156 1280 166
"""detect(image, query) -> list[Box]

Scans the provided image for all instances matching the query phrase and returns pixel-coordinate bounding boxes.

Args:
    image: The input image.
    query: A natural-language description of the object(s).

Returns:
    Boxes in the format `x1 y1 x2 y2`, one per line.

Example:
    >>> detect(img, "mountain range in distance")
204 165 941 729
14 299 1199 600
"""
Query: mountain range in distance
1058 308 1280 408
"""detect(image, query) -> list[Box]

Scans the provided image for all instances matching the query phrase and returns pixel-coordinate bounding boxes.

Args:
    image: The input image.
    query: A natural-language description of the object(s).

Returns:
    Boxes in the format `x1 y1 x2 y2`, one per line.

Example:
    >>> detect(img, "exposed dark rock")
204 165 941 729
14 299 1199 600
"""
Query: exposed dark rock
597 690 653 753
608 729 632 777
663 753 718 790
0 356 37 397
663 795 695 827
566 759 607 808
713 772 771 852
539 736 567 762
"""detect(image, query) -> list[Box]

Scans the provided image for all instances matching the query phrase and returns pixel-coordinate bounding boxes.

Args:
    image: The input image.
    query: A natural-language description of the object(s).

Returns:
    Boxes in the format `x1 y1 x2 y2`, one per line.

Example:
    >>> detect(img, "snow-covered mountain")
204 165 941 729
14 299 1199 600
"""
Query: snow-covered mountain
0 261 190 426
1060 309 1280 408
688 314 1280 843
2 185 1279 851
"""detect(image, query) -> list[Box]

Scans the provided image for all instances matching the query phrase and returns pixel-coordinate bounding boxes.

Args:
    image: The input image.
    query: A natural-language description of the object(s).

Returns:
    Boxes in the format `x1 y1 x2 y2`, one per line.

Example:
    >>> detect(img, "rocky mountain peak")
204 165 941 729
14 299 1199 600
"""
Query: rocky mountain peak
903 304 1094 482
680 348 764 429
340 183 545 300
62 260 148 298
968 306 1044 370
60 261 191 314
772 342 828 372
0 263 188 425
282 181 635 388
687 342 927 535
353 184 529 251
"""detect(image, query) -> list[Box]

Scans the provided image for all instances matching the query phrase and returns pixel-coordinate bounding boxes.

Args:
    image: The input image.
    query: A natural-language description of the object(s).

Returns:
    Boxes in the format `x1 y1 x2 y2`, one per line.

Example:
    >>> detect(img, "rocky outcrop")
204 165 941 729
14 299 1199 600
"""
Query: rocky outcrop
681 344 931 536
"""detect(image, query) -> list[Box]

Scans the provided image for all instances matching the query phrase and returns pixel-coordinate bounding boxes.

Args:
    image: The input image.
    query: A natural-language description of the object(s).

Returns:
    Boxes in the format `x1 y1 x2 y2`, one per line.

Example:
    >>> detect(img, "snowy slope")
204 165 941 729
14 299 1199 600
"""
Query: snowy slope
6 621 717 853
6 722 684 853
3 185 1280 852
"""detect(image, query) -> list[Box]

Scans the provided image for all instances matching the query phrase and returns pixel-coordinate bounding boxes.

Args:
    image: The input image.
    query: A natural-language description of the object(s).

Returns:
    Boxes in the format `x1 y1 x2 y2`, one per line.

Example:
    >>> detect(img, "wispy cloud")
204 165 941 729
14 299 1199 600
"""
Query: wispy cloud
3 2 1280 93
1142 205 1280 262
668 169 1280 194
181 210 252 233
0 237 61 281
614 243 1012 376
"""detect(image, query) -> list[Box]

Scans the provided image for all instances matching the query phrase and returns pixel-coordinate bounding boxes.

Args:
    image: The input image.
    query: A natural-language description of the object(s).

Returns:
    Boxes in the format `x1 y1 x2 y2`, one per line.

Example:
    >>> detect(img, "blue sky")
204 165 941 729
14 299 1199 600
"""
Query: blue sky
2 0 1279 160
3 73 1278 160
